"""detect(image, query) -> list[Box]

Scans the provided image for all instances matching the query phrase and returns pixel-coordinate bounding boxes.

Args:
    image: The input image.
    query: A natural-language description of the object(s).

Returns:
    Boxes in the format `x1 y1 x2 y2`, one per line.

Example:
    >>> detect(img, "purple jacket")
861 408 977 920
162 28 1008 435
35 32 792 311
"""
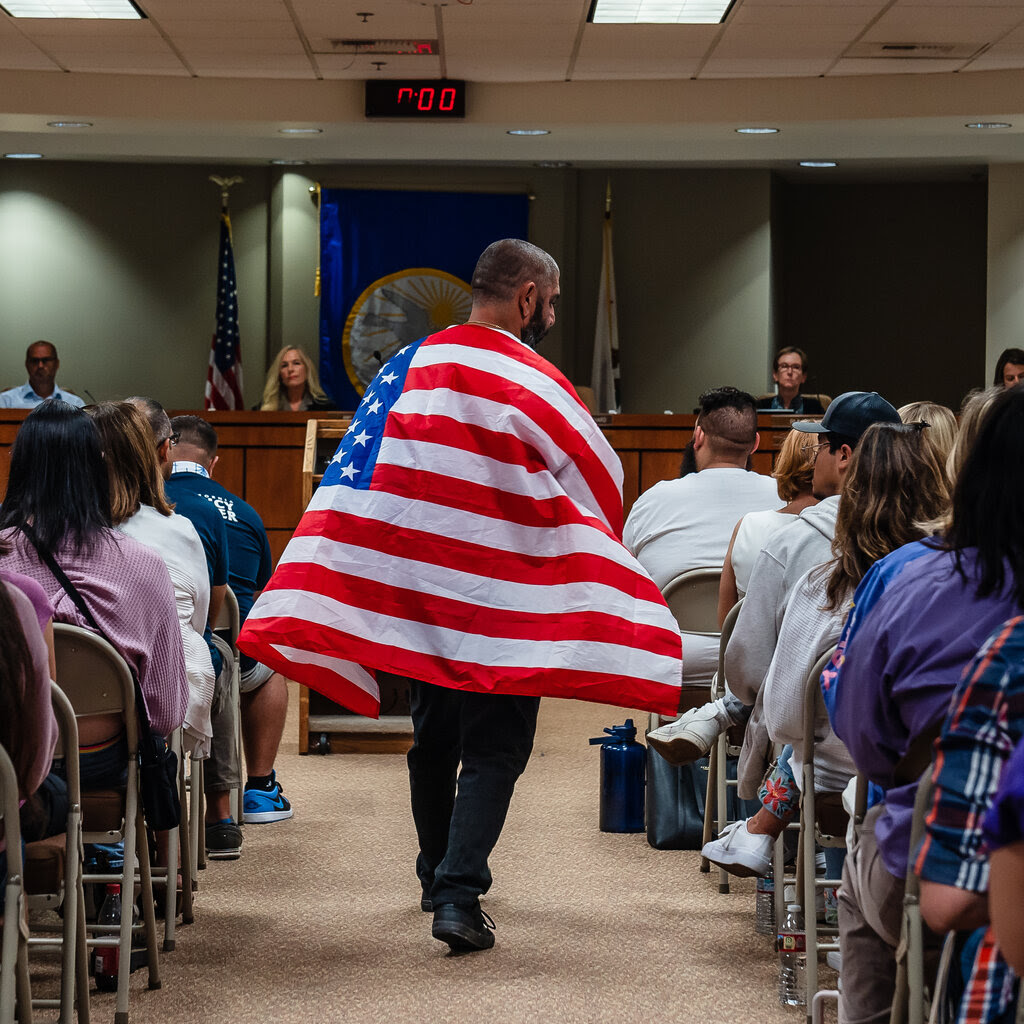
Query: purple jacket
832 546 1020 878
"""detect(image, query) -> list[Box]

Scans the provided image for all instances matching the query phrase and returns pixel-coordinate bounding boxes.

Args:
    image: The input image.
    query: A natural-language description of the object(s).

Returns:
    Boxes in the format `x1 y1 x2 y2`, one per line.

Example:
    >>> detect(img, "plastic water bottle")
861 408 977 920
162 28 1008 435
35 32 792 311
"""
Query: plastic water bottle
755 866 775 934
588 720 645 832
94 883 122 992
777 903 807 1006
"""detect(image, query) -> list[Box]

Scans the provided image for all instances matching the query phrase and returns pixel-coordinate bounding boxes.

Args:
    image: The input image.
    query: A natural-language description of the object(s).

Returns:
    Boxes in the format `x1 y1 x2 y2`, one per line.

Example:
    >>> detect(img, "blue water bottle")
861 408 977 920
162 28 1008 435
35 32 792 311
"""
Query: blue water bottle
589 719 646 832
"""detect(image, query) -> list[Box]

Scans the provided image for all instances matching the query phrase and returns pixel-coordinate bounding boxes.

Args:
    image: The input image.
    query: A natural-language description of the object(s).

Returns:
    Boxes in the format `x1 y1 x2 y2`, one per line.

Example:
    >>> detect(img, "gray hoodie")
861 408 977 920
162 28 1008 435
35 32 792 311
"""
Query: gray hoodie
724 494 839 706
724 495 840 798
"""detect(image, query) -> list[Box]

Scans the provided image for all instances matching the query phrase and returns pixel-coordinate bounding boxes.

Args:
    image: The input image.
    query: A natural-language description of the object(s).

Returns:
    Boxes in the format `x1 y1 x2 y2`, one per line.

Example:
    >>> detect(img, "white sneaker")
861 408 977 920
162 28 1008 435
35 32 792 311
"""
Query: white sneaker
826 951 843 972
647 700 728 765
701 818 773 878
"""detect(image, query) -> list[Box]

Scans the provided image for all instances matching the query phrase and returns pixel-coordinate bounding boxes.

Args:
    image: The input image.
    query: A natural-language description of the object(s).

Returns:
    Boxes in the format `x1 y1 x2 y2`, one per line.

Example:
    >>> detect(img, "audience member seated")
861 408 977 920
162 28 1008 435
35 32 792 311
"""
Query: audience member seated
649 391 900 771
624 386 781 690
716 425 818 624
258 345 335 411
757 346 827 414
167 415 294 828
898 400 958 467
0 400 187 792
913 614 1024 1024
993 347 1024 389
0 341 85 409
0 574 61 905
986 736 1024 976
829 385 1024 1024
702 422 950 877
89 401 216 759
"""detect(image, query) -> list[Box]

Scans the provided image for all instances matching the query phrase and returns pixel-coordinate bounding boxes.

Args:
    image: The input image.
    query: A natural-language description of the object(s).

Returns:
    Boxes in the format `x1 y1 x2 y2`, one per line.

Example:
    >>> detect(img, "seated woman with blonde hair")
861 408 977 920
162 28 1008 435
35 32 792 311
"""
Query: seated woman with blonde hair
259 345 335 411
716 425 819 625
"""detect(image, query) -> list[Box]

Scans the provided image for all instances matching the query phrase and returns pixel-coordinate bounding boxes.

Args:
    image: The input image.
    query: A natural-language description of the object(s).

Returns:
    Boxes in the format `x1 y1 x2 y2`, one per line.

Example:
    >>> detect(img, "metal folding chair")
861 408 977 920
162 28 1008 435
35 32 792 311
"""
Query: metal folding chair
800 645 843 1023
212 587 243 830
0 744 33 1024
24 683 90 1023
53 624 161 1024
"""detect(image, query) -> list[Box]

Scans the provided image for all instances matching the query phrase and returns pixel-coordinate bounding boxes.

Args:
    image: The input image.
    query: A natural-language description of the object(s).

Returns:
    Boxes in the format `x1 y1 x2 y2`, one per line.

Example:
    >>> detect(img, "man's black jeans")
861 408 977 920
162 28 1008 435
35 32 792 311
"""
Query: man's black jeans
403 676 540 909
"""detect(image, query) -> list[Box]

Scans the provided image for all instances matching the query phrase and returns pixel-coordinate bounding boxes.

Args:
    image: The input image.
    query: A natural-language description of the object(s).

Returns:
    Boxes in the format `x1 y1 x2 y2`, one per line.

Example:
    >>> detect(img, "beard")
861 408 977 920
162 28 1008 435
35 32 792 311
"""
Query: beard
519 302 550 350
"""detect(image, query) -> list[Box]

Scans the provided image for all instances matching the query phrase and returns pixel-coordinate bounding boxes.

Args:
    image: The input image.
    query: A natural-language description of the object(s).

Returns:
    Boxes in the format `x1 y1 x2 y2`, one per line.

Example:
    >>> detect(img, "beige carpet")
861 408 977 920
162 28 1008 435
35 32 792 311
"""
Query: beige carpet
29 689 815 1024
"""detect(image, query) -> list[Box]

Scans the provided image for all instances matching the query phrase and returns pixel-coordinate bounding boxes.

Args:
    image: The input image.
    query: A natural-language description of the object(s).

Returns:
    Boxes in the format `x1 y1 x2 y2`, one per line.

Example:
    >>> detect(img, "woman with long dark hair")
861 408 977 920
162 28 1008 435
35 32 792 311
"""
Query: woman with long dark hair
0 400 186 784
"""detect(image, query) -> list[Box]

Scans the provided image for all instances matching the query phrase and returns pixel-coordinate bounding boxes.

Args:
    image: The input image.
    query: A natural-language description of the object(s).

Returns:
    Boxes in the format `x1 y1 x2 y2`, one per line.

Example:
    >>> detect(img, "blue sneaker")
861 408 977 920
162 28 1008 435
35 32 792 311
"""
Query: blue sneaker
242 771 293 824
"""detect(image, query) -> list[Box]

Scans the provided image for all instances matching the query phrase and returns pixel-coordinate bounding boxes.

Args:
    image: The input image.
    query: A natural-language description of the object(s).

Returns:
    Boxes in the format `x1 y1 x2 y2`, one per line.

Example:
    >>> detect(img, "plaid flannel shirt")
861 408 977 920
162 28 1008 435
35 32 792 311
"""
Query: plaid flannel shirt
915 615 1024 1024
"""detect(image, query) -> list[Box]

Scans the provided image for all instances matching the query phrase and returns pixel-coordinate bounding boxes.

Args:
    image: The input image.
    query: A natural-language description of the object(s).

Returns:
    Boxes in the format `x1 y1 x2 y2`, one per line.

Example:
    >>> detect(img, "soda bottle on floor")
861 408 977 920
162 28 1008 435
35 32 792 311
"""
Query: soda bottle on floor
94 883 121 992
755 866 775 934
777 902 806 1007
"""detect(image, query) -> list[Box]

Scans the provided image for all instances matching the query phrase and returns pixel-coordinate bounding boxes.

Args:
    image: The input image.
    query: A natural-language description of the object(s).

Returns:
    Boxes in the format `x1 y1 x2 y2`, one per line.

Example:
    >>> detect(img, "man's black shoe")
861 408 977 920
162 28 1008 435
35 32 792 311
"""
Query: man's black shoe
431 903 495 951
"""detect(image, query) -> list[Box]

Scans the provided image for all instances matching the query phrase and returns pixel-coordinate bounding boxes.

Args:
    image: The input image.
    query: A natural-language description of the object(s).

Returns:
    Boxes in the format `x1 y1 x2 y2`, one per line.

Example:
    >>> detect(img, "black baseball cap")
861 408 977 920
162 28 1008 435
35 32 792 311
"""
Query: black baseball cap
793 391 900 440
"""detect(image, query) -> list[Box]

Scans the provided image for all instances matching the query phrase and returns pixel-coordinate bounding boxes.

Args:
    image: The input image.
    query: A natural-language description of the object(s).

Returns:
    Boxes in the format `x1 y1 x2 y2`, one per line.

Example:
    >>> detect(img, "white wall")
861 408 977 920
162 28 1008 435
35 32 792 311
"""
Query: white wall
0 162 270 409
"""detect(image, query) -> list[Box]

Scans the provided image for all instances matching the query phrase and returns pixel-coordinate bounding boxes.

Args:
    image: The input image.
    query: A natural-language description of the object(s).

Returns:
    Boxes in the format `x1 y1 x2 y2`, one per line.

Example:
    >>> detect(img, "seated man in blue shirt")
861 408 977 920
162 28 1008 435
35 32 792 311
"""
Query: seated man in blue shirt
167 415 294 830
0 341 85 408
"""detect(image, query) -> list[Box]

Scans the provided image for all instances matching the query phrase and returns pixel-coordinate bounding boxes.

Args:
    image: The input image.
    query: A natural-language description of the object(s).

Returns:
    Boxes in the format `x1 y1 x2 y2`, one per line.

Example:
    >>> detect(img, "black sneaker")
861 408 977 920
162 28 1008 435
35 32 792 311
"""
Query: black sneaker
431 903 495 951
205 820 243 860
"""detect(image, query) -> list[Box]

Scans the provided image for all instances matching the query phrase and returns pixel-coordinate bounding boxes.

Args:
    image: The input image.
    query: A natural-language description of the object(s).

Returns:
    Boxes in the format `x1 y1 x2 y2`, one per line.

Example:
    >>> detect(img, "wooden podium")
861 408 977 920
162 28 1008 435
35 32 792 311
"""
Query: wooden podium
297 418 415 755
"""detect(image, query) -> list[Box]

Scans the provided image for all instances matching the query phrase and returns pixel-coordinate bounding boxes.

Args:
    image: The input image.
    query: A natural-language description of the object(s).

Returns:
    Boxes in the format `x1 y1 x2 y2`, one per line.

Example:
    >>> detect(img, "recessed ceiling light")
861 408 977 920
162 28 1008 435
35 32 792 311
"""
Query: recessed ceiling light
799 160 837 168
270 159 309 166
736 127 779 135
4 153 43 159
278 127 323 135
589 0 734 24
507 129 550 136
47 120 93 129
0 0 142 17
965 122 1011 130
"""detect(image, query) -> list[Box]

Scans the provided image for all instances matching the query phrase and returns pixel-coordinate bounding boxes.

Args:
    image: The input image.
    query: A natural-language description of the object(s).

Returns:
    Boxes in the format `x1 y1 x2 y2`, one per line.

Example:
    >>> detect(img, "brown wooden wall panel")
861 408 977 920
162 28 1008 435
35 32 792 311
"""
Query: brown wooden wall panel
0 410 799 568
212 447 245 499
246 447 304 530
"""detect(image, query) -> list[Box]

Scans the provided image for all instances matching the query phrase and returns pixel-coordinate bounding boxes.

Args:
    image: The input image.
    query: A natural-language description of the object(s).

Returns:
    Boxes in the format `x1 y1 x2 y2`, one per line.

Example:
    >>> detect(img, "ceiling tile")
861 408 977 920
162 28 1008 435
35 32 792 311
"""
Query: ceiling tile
731 4 881 26
829 56 968 73
700 56 834 73
862 5 1024 45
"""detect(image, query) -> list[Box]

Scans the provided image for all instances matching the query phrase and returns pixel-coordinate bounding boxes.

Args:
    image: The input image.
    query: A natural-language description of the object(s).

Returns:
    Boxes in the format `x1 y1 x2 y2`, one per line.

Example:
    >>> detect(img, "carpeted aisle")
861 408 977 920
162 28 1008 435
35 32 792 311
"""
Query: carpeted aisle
33 689 804 1023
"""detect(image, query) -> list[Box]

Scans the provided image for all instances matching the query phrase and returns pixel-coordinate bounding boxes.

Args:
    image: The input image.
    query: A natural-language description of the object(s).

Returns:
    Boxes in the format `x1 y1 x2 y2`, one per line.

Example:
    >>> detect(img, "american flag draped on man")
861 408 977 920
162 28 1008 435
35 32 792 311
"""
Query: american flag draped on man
238 248 682 719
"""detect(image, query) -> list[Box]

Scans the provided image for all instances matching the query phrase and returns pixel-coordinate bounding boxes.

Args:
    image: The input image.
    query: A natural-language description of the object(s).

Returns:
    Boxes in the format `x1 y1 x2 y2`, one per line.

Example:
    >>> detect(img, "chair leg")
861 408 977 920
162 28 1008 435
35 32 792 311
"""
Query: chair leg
135 814 161 994
802 788 817 1024
14 889 34 1024
700 741 717 873
715 731 730 894
59 810 81 1024
74 874 90 1024
179 762 194 927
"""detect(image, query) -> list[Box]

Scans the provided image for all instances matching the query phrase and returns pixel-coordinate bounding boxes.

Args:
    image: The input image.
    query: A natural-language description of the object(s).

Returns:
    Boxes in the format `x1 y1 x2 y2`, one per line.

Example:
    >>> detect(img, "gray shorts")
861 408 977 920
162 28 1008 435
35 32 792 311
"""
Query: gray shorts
239 658 275 694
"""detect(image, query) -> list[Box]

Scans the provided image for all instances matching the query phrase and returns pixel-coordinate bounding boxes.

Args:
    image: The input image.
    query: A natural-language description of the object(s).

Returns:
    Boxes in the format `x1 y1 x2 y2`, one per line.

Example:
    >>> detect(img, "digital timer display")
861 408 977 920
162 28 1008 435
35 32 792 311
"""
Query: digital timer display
365 79 466 119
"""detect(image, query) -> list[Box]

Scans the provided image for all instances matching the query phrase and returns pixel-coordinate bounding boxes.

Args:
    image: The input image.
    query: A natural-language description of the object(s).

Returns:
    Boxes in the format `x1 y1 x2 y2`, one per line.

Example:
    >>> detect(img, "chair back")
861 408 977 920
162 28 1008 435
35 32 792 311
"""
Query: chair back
661 567 722 637
802 645 839 770
0 741 30 1024
717 598 744 689
214 586 240 648
52 623 138 753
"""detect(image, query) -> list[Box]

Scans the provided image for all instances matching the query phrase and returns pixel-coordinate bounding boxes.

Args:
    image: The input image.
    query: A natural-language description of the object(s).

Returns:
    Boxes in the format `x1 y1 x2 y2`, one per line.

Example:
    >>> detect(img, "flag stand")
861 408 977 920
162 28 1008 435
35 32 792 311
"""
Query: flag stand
298 418 414 755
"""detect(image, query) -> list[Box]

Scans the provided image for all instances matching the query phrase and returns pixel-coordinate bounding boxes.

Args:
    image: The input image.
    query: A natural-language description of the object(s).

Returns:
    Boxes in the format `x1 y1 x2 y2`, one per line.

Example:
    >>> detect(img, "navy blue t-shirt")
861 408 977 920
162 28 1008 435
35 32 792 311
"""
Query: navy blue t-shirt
166 472 230 677
166 470 272 671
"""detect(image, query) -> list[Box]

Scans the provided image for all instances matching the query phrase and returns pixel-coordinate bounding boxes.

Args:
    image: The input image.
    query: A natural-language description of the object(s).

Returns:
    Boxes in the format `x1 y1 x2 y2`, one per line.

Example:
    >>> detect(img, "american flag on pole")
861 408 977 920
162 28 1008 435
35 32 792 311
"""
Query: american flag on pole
204 212 244 410
237 323 683 718
591 182 620 413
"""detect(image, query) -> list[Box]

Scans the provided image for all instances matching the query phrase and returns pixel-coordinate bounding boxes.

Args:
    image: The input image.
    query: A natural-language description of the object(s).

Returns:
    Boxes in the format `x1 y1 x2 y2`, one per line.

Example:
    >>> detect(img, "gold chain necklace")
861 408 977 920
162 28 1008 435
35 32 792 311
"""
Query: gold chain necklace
464 320 507 332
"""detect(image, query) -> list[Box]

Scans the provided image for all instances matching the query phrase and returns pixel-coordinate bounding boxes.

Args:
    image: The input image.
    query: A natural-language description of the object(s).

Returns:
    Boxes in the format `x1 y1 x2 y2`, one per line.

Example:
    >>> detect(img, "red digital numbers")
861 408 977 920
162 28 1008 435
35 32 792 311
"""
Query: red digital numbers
397 87 414 105
417 88 434 110
440 87 456 111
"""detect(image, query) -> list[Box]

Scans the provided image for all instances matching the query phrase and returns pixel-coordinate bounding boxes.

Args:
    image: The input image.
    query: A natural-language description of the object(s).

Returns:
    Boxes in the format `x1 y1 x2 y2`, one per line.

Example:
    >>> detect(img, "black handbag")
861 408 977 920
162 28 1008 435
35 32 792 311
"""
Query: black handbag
23 527 182 831
645 739 760 850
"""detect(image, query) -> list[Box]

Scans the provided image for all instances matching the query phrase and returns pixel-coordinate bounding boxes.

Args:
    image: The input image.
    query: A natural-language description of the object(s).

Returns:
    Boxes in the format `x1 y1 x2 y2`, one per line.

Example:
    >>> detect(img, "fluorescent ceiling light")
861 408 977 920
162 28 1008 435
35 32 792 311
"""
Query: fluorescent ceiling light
4 153 43 159
47 120 92 128
799 160 837 168
0 0 143 17
507 129 550 136
278 127 322 135
736 127 779 135
965 122 1011 129
589 0 734 25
